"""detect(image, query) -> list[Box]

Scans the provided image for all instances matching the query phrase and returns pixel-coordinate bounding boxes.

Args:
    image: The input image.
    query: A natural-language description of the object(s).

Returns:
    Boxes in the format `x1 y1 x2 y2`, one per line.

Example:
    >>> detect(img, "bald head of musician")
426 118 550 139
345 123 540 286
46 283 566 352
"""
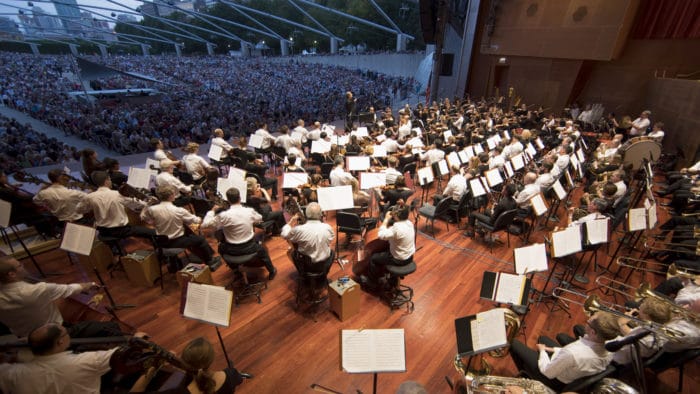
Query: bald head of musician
523 172 537 185
0 256 26 283
29 323 70 355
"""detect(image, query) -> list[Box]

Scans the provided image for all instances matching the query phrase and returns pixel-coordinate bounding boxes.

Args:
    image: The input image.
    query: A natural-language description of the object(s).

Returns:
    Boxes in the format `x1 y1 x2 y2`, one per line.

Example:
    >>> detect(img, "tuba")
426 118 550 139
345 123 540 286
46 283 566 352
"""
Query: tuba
591 378 640 394
468 375 556 394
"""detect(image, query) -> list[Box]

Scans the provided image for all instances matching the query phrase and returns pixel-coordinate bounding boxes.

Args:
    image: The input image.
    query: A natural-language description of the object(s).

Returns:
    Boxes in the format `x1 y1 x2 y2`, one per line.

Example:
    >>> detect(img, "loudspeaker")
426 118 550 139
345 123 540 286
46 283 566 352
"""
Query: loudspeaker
419 0 438 43
440 53 454 76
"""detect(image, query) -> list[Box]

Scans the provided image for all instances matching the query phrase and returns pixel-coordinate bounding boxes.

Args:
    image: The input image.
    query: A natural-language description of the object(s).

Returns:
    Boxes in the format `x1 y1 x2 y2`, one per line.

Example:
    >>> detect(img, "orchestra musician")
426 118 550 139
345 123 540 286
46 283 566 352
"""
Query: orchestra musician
383 156 402 186
420 139 446 165
329 157 355 186
275 125 295 154
76 171 155 241
629 110 651 137
80 148 106 179
299 174 324 206
140 185 222 272
280 202 335 275
242 154 279 201
0 256 122 339
245 177 285 235
103 157 128 189
156 160 192 207
201 188 277 280
509 311 620 392
432 164 467 206
359 204 415 289
612 297 672 366
465 184 517 238
253 122 277 152
211 128 234 164
32 168 90 225
181 142 214 185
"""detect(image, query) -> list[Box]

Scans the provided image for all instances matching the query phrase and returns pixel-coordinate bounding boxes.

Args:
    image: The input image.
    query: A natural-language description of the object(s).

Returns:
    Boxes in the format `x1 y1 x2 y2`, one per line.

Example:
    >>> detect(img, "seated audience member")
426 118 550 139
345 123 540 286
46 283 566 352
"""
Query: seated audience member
0 256 121 338
510 312 620 391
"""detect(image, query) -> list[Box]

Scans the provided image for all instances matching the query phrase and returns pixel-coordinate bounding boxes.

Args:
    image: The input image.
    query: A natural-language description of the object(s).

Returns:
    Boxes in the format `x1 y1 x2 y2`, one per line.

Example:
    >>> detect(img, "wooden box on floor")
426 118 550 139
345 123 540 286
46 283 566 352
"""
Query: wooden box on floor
77 240 114 274
328 278 360 321
177 264 213 289
122 250 160 287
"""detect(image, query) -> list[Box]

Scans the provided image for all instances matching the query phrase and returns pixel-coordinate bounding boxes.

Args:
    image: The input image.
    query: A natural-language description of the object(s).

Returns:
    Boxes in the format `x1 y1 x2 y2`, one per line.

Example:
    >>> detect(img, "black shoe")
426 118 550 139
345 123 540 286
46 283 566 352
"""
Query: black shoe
208 257 222 272
268 267 277 280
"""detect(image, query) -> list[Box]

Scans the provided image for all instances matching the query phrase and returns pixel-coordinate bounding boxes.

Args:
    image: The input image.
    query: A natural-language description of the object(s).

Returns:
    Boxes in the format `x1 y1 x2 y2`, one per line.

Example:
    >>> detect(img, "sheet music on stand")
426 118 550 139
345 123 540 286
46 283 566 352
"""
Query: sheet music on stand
513 243 548 274
455 309 507 356
511 154 525 171
248 134 263 149
473 144 484 155
317 185 354 211
127 167 153 189
354 127 369 137
372 145 387 158
564 170 574 188
552 180 567 200
480 271 531 306
360 172 386 189
627 207 647 232
0 199 10 228
60 223 96 256
648 203 658 229
486 137 497 150
341 329 406 373
227 167 246 181
529 194 548 216
535 137 545 150
504 162 514 179
443 130 453 140
311 140 331 154
208 144 223 161
282 173 308 189
469 178 487 197
182 282 233 327
417 166 434 186
576 149 585 163
217 177 246 203
585 218 609 245
526 143 537 157
145 158 160 170
485 168 504 187
458 150 469 163
347 156 370 172
551 225 583 257
447 152 461 168
437 160 449 176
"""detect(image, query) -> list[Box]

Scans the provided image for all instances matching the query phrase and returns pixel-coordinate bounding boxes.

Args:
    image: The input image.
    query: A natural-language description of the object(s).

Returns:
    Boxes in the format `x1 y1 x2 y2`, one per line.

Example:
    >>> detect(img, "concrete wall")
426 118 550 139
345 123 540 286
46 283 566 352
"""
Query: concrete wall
278 53 426 79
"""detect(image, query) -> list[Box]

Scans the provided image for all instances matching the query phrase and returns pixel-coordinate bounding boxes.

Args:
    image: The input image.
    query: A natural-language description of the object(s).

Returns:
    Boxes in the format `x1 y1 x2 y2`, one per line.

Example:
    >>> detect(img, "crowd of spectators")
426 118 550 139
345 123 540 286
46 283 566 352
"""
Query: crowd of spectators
0 115 80 172
0 52 417 155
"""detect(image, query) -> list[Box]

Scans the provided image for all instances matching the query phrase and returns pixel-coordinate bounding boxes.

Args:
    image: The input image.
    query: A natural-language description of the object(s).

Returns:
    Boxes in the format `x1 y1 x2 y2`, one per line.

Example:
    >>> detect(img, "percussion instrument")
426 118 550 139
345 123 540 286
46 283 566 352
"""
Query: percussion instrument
618 137 661 170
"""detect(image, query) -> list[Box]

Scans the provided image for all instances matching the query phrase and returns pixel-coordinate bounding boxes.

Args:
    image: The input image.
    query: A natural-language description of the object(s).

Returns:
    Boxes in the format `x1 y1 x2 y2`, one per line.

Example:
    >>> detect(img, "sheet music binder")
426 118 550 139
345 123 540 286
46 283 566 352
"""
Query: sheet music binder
480 271 532 306
455 309 507 356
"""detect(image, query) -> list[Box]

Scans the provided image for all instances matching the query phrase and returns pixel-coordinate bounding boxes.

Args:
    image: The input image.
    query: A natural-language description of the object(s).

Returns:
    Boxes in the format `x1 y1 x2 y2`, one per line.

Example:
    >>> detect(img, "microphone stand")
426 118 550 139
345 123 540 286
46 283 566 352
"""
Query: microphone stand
606 329 652 394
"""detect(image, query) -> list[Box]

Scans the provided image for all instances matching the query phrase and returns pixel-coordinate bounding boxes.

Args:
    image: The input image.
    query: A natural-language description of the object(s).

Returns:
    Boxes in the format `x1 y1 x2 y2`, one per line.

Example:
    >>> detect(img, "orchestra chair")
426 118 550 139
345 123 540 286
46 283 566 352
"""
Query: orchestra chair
559 364 617 393
293 251 330 320
382 259 416 313
417 197 453 237
229 156 245 171
474 209 519 253
151 235 189 291
337 211 376 250
402 162 417 185
97 234 127 278
310 152 325 166
208 157 229 177
644 348 700 392
446 193 471 229
270 146 287 175
221 253 268 305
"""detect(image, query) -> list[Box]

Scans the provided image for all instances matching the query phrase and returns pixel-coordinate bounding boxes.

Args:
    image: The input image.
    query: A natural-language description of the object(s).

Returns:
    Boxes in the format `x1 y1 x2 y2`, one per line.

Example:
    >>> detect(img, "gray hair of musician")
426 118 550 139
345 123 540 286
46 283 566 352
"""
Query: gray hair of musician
591 198 607 212
0 256 20 283
305 202 323 220
155 185 177 201
226 187 241 204
523 172 537 184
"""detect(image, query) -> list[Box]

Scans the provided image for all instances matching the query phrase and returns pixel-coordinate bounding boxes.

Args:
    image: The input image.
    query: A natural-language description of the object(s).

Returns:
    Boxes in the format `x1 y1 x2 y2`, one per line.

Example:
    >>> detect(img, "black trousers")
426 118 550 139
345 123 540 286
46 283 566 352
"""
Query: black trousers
510 338 565 392
64 320 123 338
161 234 214 264
97 225 155 241
219 238 275 273
369 251 412 280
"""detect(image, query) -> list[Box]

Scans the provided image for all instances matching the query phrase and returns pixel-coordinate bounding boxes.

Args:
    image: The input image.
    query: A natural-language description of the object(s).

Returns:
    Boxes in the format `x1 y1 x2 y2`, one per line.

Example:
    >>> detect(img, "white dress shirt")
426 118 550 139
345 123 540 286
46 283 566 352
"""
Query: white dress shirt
538 337 613 384
33 184 87 221
515 183 541 208
254 128 276 149
275 134 295 153
662 318 700 352
381 138 401 153
182 153 211 181
630 117 650 136
611 327 665 365
141 201 201 239
421 148 445 165
211 137 233 159
77 187 146 228
536 173 555 190
153 149 168 162
0 281 82 337
0 348 117 394
443 173 467 201
281 220 334 262
156 171 191 194
384 167 402 185
377 220 415 261
330 166 354 186
201 204 260 244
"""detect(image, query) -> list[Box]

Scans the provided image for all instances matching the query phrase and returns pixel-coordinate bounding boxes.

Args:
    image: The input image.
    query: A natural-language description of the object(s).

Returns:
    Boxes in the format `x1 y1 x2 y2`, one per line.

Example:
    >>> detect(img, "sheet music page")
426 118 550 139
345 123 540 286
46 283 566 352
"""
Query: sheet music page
503 130 511 140
248 134 263 149
347 156 370 171
317 185 354 211
514 243 548 274
354 127 369 137
485 168 504 187
412 127 422 136
183 283 233 327
648 204 658 229
628 207 647 231
322 124 336 134
552 225 583 257
529 194 547 216
282 173 308 188
0 199 10 228
417 166 434 185
535 137 545 150
576 149 585 162
486 137 497 150
494 134 502 144
60 223 96 256
495 273 526 305
564 170 574 188
372 145 387 157
437 160 449 176
526 143 537 157
473 144 484 155
570 155 579 170
207 144 223 161
643 198 651 210
360 172 386 189
412 147 424 155
443 130 453 140
470 309 507 352
586 218 609 245
504 162 514 178
511 154 525 170
470 178 486 197
127 167 152 189
145 158 160 170
375 134 387 143
447 152 461 167
465 146 475 158
311 140 331 154
217 177 247 203
227 167 246 182
552 180 567 200
341 329 406 373
480 177 491 193
333 135 349 146
458 150 469 163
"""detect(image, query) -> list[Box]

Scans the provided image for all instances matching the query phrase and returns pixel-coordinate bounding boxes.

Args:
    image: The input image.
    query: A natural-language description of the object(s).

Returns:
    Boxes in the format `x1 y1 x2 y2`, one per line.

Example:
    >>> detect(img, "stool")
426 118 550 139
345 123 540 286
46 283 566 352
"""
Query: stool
222 253 267 305
152 235 190 291
98 235 126 278
296 264 329 320
383 261 416 313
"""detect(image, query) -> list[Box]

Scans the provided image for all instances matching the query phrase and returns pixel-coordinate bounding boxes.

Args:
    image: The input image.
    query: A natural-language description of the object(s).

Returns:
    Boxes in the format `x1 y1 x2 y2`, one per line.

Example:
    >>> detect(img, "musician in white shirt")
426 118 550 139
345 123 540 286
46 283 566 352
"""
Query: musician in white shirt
156 160 192 195
211 128 234 163
629 110 651 137
33 169 88 223
254 123 276 150
329 157 356 186
182 142 213 183
420 139 446 165
515 172 541 209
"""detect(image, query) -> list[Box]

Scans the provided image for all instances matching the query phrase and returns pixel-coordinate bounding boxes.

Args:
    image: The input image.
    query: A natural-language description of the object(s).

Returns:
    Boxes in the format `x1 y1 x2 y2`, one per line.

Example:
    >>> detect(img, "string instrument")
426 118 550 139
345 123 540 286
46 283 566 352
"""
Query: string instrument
110 336 188 376
118 183 158 205
352 228 388 277
283 196 306 225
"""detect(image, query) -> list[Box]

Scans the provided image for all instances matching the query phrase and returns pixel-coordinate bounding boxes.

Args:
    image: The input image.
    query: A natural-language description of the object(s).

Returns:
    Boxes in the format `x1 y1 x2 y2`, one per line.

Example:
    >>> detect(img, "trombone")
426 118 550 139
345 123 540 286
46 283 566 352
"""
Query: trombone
667 263 699 281
615 256 670 276
643 238 700 256
594 276 643 301
635 282 700 325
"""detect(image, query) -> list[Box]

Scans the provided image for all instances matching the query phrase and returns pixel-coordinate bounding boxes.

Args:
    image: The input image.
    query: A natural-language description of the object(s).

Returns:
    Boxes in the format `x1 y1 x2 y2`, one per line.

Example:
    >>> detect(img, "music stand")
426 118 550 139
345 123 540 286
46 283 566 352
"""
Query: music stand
317 186 355 268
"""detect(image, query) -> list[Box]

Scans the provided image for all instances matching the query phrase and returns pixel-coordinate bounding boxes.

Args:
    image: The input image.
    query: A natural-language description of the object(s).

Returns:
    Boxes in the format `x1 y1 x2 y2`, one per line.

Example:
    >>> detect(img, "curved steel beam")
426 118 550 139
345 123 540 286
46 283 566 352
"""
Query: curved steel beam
285 0 342 41
218 0 285 41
